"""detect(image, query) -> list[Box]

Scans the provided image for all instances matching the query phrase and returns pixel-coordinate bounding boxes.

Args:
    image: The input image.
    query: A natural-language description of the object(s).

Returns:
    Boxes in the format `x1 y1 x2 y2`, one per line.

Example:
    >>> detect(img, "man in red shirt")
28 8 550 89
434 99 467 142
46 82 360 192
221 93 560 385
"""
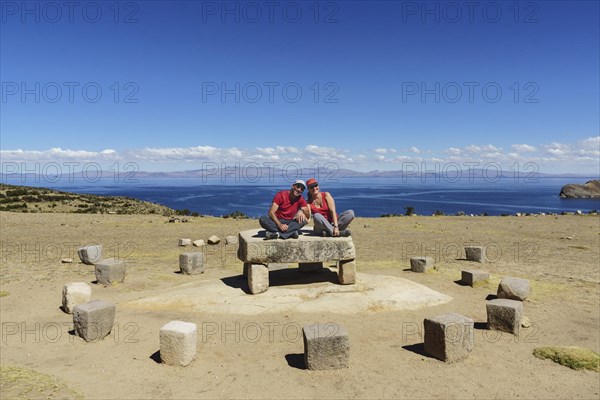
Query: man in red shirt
259 180 311 239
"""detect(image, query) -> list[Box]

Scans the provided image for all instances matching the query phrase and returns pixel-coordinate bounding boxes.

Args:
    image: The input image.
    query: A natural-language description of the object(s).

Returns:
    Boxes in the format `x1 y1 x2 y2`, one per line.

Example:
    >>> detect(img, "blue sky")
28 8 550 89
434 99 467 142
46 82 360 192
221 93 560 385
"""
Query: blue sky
1 0 599 174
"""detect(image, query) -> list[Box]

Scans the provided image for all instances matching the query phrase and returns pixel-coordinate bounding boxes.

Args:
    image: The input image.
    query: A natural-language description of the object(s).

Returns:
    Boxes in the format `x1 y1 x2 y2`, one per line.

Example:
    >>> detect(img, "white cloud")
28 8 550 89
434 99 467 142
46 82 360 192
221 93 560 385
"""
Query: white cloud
511 144 536 152
374 148 396 154
2 137 598 174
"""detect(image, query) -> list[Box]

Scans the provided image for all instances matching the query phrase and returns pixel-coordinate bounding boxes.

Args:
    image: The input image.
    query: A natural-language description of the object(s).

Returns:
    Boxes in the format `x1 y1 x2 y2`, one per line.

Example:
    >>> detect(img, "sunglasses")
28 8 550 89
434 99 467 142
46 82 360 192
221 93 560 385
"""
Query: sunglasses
294 184 305 191
308 184 319 189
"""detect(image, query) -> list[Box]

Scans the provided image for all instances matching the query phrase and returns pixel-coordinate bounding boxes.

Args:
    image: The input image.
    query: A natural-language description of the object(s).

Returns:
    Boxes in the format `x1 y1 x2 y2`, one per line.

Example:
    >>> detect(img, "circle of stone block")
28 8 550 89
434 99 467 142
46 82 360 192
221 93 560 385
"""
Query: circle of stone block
410 257 434 273
424 313 474 362
461 270 490 286
303 323 349 370
179 239 192 246
159 320 197 367
464 246 486 263
72 300 116 342
497 276 530 301
94 258 126 285
62 282 92 314
179 252 205 275
486 298 522 335
77 244 103 265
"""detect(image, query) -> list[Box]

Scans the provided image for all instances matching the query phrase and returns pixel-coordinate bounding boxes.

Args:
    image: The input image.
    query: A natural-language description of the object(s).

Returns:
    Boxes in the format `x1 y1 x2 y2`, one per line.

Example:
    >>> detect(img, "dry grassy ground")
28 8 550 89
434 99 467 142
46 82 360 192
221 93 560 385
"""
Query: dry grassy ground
1 212 599 399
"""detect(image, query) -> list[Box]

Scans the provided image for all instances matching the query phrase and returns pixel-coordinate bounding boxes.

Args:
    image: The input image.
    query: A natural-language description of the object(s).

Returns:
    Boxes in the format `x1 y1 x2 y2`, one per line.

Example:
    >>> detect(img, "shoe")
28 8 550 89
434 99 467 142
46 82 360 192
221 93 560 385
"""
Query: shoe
322 230 328 237
340 229 352 237
265 232 279 240
291 231 299 239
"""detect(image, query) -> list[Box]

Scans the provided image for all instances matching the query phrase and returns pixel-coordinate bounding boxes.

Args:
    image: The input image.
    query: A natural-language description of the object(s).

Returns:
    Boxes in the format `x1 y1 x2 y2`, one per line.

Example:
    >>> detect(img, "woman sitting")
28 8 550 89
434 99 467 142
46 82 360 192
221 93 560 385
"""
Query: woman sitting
305 178 354 237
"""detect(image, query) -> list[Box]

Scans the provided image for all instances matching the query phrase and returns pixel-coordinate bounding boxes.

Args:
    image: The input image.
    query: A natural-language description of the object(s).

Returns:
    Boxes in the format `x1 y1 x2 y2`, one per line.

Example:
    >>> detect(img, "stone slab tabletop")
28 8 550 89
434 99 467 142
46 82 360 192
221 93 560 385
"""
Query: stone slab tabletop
237 228 355 264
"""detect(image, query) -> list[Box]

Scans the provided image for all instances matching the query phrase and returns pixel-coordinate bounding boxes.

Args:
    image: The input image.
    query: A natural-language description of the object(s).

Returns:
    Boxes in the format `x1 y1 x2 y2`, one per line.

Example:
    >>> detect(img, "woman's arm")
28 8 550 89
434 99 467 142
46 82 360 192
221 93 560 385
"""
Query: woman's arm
324 192 340 235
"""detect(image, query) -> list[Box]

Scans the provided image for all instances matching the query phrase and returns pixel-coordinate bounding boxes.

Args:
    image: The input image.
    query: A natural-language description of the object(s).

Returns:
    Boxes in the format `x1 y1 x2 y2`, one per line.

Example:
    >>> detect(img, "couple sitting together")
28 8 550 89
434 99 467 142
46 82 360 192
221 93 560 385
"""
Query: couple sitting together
259 178 354 240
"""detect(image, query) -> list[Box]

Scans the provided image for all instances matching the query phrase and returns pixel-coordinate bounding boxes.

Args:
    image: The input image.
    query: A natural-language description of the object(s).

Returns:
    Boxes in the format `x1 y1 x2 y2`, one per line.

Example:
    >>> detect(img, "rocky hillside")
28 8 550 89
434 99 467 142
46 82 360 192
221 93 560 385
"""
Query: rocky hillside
0 184 177 215
559 180 600 199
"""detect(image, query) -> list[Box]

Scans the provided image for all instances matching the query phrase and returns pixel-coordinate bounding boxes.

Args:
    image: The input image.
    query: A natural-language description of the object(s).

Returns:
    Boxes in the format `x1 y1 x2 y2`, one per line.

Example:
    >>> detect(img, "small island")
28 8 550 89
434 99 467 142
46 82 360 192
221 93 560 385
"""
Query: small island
559 180 600 199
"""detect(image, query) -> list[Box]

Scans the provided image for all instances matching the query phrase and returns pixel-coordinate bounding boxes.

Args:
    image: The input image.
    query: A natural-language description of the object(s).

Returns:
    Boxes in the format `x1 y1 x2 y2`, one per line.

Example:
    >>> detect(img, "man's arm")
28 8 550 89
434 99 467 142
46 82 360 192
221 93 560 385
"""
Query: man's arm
296 205 310 223
268 202 287 232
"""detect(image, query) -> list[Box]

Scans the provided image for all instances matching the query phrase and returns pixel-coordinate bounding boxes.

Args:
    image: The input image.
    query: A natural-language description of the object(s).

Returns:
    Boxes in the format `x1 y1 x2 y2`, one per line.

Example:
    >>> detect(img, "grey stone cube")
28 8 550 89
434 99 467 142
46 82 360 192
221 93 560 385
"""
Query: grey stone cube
160 320 197 367
178 238 192 246
410 257 434 272
94 258 126 285
299 262 324 272
465 246 486 262
208 235 220 245
225 235 238 245
77 245 102 265
179 253 205 275
486 299 523 335
461 270 490 286
72 300 116 342
303 323 349 370
248 264 269 294
497 276 530 301
62 282 92 314
338 260 356 285
424 313 474 362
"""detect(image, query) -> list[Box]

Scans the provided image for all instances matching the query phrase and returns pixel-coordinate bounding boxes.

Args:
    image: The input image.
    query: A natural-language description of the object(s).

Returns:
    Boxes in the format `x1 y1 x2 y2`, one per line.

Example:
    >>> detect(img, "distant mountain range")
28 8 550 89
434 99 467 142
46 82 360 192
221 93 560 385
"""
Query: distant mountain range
1 167 597 181
118 168 596 179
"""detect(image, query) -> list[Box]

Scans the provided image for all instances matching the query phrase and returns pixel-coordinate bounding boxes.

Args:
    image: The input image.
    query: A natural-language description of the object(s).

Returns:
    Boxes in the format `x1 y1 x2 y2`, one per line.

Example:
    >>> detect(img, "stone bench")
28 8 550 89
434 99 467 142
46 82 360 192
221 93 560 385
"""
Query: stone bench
237 228 356 294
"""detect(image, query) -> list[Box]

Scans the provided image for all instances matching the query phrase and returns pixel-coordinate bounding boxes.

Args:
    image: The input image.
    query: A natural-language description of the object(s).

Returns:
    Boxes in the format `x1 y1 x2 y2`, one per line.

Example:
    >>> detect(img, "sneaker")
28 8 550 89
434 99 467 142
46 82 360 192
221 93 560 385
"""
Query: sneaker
265 231 279 240
340 229 352 237
291 231 299 239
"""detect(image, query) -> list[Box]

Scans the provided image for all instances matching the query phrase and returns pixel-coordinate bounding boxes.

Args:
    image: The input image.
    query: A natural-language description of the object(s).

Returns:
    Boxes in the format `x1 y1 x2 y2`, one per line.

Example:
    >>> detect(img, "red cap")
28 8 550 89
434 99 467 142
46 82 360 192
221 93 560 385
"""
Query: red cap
306 178 318 188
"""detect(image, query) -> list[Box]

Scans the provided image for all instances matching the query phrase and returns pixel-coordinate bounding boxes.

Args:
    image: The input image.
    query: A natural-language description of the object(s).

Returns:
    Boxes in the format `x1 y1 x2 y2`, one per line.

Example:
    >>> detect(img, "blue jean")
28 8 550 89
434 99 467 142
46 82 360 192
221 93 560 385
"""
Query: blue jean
259 215 307 239
312 209 355 236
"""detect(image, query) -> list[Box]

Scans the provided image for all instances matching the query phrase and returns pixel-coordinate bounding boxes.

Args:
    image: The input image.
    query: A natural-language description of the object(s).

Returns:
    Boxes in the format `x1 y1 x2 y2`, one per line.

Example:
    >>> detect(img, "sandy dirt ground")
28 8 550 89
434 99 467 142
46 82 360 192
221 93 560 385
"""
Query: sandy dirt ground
0 212 599 399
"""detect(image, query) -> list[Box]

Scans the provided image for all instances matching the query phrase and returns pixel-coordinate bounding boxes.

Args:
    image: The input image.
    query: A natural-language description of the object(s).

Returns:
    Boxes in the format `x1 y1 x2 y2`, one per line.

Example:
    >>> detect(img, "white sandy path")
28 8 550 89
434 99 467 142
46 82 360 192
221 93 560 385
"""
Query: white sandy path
123 271 452 315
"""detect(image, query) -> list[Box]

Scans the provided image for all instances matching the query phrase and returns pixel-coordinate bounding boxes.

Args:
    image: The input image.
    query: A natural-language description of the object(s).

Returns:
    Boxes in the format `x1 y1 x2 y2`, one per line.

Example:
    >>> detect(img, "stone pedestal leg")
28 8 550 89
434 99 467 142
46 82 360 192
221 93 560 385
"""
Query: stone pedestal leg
248 264 269 294
338 259 356 285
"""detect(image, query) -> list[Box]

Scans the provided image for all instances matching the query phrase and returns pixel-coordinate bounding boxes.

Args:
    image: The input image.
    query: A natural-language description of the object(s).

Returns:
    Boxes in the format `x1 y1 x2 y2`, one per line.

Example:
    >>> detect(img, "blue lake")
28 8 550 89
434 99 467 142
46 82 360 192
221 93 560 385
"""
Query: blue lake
4 177 599 217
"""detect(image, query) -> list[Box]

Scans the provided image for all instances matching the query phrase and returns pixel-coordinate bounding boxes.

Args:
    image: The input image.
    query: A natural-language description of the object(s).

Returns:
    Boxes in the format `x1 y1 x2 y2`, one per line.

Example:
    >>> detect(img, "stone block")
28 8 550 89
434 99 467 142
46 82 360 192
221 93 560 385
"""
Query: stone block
497 276 530 301
338 260 356 285
179 239 191 246
225 235 238 245
94 258 126 285
461 270 490 286
192 239 204 247
465 246 486 262
486 299 522 335
159 320 197 367
62 282 92 314
208 235 220 245
73 300 116 342
410 257 434 272
248 264 269 294
299 262 324 272
424 313 474 362
77 245 102 265
179 253 205 275
303 323 349 370
237 229 355 264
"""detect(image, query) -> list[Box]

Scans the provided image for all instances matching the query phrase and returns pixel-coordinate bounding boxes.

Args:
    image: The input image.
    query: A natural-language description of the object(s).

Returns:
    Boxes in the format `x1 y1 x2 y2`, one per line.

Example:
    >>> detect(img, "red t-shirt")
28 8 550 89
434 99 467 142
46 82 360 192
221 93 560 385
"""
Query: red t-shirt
273 190 307 220
308 192 333 222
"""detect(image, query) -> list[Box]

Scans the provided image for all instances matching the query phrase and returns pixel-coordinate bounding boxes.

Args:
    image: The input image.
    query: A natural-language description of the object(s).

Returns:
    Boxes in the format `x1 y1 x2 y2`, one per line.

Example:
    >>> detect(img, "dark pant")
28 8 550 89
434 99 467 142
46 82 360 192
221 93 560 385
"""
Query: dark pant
259 216 306 239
